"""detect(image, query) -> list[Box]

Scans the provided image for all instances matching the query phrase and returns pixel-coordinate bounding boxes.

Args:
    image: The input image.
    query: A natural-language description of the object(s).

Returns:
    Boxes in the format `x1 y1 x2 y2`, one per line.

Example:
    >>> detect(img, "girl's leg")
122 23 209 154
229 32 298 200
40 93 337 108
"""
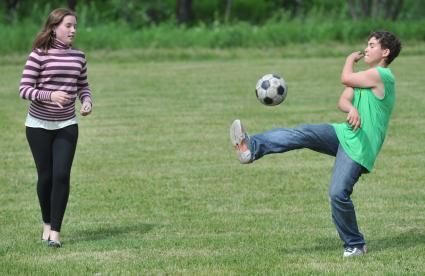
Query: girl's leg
50 124 78 234
26 127 54 232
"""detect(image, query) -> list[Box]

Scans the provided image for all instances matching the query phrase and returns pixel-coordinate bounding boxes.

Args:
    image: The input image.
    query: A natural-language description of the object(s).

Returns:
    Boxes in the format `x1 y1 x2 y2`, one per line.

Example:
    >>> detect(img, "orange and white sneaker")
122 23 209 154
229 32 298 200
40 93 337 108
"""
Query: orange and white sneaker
230 119 252 164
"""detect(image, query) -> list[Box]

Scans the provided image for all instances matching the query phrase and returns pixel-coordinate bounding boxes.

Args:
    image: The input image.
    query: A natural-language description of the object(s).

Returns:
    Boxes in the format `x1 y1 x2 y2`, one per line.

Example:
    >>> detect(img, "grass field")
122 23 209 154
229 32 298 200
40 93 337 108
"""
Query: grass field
0 51 424 274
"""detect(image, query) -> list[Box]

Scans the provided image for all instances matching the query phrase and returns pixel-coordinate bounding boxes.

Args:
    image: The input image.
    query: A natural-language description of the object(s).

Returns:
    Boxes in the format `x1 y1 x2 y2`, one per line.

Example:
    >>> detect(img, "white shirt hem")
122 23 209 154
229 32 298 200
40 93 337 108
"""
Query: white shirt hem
25 114 78 130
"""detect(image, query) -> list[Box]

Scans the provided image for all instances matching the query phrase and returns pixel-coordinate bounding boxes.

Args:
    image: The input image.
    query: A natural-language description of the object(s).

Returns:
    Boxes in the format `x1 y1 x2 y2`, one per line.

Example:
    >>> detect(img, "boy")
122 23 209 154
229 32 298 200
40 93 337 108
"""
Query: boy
229 31 401 257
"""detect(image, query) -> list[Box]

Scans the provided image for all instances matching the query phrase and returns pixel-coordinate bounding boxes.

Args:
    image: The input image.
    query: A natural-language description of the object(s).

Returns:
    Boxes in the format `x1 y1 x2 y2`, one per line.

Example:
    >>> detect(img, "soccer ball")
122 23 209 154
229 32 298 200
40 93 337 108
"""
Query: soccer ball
255 74 288 106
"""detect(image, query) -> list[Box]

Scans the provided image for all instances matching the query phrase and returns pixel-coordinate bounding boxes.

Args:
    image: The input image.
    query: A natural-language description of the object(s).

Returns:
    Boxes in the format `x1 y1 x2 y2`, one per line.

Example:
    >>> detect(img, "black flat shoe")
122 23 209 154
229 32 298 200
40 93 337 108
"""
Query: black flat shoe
48 239 61 248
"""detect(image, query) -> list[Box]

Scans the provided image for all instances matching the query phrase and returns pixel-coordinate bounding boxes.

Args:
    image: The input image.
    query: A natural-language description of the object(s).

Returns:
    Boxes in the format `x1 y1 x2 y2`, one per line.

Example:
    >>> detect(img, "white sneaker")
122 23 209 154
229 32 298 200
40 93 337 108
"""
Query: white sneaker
343 245 367 257
230 119 252 164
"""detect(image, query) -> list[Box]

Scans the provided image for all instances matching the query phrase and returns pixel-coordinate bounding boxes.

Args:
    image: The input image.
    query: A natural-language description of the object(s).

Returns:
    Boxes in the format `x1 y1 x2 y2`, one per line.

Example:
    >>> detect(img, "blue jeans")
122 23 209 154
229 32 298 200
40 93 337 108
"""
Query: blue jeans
248 124 366 248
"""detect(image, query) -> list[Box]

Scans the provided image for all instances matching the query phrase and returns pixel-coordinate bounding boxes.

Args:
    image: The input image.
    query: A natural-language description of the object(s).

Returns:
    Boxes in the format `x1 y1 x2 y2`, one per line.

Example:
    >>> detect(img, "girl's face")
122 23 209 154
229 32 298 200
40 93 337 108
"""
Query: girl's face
363 37 389 66
55 15 77 45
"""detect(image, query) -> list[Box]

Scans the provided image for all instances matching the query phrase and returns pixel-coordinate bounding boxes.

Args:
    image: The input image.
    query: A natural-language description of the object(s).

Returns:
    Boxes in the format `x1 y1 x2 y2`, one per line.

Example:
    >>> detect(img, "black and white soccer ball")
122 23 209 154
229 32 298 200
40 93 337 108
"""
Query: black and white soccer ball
255 74 288 106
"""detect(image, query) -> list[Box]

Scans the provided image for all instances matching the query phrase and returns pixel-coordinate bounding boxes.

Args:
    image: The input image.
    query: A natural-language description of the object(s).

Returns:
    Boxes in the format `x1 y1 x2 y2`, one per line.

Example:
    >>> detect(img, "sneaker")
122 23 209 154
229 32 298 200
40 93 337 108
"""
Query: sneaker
230 119 252 164
343 245 367 257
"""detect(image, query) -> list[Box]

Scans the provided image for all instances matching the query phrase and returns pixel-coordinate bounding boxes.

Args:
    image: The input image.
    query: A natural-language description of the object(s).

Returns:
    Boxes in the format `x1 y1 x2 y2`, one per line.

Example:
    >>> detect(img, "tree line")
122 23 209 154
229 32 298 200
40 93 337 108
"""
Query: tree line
2 0 424 27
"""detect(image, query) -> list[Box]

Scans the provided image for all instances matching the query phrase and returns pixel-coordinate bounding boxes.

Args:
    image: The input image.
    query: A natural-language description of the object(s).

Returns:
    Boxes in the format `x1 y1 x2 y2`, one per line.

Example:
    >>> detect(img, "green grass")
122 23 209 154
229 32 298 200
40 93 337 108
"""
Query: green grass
0 51 424 274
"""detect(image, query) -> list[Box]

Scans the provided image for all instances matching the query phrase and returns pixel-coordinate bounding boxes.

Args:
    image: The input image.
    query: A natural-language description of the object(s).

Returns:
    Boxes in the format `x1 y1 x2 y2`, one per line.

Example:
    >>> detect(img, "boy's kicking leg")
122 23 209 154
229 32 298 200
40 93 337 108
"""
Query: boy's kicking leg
230 119 339 163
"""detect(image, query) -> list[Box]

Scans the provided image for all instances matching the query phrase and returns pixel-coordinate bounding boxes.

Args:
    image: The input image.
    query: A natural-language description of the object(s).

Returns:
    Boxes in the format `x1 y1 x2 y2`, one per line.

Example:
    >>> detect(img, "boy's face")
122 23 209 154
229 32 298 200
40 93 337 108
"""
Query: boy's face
364 37 389 66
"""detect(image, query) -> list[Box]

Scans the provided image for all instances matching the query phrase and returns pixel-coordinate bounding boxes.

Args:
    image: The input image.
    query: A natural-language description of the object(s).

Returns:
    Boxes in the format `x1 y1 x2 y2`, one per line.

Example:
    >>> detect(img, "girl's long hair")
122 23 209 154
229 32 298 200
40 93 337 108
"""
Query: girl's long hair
32 8 76 53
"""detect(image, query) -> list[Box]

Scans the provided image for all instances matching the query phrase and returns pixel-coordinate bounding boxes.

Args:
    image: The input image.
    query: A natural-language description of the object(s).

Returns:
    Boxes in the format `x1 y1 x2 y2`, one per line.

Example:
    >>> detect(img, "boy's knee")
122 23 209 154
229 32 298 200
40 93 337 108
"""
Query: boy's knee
295 124 312 132
328 188 350 203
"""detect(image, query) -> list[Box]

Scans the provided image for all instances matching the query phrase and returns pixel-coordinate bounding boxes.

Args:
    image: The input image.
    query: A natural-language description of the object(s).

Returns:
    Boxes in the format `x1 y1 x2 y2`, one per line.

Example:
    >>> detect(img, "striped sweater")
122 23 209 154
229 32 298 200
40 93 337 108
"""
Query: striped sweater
19 39 92 121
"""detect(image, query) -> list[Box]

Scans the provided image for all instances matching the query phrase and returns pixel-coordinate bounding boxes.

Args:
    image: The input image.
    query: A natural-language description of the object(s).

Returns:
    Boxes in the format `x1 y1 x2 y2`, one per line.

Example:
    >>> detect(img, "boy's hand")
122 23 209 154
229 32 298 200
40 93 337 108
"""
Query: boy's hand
347 107 361 131
347 51 365 63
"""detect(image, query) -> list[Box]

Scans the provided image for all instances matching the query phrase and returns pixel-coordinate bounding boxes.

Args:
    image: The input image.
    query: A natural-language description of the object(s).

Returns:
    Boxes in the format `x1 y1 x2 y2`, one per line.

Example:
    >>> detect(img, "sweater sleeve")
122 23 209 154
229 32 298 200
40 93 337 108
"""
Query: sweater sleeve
19 50 52 102
77 54 92 105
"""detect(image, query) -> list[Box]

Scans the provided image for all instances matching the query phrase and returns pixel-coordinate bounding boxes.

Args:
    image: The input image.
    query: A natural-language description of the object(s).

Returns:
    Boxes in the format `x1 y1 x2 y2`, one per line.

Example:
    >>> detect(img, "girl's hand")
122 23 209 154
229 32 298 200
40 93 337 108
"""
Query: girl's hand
80 101 92 116
347 107 361 131
51 91 72 108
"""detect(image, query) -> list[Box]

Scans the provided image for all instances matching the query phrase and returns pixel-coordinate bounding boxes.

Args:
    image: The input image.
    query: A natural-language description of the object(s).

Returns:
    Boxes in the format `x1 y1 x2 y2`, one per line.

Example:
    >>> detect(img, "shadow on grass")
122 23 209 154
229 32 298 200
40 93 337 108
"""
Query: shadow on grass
67 222 156 245
279 237 340 255
279 228 425 255
370 228 425 252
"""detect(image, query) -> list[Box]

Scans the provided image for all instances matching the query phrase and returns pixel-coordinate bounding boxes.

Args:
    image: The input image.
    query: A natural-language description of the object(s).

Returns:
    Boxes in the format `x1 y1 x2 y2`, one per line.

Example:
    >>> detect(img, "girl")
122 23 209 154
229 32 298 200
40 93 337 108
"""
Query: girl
19 8 92 248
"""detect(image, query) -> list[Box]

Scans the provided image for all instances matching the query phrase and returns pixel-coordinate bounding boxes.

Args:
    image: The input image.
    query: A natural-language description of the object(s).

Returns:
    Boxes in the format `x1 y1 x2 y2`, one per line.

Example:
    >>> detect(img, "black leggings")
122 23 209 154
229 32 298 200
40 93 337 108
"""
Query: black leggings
26 124 78 232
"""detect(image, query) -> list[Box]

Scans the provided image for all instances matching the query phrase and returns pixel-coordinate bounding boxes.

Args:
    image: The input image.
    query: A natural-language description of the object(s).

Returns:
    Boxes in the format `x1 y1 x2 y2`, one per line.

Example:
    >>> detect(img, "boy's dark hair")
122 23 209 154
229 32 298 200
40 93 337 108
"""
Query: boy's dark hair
368 31 402 65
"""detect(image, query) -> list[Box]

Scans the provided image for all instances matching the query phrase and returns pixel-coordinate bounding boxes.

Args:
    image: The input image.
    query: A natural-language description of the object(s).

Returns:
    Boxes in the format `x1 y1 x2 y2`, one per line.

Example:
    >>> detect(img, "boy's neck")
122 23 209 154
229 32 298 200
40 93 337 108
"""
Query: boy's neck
370 60 388 68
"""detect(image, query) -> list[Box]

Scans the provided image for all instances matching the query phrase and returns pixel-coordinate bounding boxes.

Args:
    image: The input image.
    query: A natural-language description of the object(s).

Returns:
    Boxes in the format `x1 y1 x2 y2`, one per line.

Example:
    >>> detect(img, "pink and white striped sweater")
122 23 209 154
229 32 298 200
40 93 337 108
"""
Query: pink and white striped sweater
19 39 92 121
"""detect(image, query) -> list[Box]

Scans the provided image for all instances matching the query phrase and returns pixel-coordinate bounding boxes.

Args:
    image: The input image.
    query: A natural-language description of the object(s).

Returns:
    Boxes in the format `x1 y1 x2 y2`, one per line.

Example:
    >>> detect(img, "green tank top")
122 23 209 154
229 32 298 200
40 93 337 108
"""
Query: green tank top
333 67 395 172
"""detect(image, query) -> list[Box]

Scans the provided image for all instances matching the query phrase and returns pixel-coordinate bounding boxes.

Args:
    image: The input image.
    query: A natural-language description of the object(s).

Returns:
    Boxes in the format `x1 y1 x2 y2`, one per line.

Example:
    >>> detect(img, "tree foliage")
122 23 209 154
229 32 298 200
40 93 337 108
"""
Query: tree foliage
347 0 404 21
1 0 424 27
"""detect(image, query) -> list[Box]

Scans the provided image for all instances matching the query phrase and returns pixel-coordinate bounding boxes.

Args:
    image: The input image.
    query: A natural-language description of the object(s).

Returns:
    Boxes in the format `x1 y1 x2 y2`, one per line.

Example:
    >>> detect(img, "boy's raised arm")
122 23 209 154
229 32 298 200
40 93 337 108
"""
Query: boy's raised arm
341 51 381 89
